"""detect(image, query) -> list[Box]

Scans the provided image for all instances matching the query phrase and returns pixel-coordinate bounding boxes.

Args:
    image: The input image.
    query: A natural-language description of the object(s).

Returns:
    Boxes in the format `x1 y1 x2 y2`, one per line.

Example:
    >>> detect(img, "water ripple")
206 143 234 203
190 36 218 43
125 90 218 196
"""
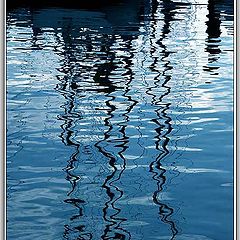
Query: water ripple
7 0 234 239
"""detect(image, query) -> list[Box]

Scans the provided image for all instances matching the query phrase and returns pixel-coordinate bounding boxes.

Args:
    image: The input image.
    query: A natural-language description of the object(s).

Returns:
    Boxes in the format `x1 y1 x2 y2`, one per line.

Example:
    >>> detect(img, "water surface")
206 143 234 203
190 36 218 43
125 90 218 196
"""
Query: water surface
7 0 234 239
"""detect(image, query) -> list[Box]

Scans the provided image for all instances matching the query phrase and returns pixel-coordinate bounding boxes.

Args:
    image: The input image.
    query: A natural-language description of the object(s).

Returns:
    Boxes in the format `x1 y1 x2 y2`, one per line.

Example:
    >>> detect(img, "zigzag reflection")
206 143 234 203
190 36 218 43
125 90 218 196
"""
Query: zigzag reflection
6 0 234 239
54 27 91 239
146 0 190 239
53 1 182 237
94 37 138 240
28 0 185 238
52 17 130 239
55 25 139 238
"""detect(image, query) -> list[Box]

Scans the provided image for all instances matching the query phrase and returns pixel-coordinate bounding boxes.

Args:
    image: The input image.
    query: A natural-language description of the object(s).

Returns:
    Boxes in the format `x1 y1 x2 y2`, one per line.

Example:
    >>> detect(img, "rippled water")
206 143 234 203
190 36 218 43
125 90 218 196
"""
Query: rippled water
6 0 234 239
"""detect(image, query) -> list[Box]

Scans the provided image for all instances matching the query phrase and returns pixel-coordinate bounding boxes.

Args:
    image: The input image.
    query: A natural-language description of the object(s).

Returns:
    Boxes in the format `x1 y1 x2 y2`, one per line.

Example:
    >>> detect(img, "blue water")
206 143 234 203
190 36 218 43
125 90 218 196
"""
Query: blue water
7 0 234 239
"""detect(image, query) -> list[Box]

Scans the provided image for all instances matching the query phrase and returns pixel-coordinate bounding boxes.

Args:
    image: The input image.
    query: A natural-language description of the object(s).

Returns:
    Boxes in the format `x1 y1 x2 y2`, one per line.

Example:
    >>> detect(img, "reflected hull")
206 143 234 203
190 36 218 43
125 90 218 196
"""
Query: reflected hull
7 0 144 9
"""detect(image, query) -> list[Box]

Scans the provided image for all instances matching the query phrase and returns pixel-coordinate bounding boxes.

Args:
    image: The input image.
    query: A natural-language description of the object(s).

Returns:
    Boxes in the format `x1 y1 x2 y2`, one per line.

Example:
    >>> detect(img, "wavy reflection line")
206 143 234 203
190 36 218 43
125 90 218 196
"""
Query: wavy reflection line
110 37 139 239
93 36 139 240
53 25 93 239
57 80 87 239
55 29 82 196
56 28 134 239
94 38 123 240
145 0 191 239
94 93 120 240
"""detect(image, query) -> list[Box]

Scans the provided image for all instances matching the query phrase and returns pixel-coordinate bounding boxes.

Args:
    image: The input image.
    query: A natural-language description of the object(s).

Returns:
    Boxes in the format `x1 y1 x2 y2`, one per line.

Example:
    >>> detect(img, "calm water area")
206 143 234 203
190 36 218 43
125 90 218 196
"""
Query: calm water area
6 0 234 239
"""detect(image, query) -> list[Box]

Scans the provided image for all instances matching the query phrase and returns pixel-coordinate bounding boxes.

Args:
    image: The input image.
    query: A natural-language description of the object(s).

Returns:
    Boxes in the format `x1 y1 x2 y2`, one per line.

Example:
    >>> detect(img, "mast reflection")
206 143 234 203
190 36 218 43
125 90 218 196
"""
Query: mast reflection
95 36 138 239
147 0 190 238
204 0 221 74
28 2 144 239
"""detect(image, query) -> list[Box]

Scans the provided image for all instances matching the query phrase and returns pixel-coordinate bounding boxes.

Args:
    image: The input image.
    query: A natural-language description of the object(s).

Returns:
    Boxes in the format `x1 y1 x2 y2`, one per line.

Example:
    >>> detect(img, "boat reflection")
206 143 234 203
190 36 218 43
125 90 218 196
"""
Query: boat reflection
42 1 181 238
6 0 233 239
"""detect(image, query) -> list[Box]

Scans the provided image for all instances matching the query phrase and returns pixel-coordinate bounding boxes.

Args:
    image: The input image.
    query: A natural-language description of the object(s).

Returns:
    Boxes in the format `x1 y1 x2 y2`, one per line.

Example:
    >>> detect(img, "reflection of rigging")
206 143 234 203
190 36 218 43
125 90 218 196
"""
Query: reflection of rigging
28 2 145 239
52 16 135 239
146 0 189 238
53 20 138 239
7 1 234 239
94 93 126 240
54 24 92 239
94 36 138 240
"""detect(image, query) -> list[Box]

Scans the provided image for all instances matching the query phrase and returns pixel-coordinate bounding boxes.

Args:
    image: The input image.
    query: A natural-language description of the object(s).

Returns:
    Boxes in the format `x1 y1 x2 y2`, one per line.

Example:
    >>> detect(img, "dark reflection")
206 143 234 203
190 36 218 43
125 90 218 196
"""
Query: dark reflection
8 0 144 10
146 1 191 239
75 35 119 94
55 34 120 240
94 37 138 239
46 11 113 240
56 65 89 238
206 0 222 46
7 0 234 239
204 0 233 75
22 1 145 239
8 1 181 238
203 0 222 74
94 94 130 239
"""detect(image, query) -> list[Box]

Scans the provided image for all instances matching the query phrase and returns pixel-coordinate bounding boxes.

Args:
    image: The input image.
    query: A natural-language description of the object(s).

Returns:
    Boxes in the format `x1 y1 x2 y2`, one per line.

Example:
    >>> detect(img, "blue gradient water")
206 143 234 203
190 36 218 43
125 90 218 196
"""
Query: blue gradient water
7 0 234 239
